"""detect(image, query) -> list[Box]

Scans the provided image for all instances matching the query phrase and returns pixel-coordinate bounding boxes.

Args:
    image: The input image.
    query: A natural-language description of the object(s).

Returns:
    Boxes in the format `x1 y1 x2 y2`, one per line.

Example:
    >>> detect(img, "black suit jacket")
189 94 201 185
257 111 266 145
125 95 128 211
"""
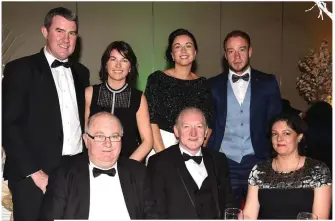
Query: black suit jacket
2 49 90 181
146 144 236 219
208 68 282 159
39 153 150 220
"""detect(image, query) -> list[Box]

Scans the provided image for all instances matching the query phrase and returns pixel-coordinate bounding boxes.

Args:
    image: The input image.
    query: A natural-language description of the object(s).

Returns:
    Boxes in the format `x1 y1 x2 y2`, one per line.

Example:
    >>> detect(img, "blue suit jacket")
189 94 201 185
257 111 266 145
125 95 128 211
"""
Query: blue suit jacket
208 68 282 159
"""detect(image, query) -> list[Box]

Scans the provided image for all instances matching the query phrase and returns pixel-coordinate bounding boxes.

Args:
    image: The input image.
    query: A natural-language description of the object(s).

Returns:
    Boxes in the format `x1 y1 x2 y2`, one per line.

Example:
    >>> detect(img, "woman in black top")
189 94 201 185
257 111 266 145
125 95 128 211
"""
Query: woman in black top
85 41 153 162
144 29 213 162
243 114 331 219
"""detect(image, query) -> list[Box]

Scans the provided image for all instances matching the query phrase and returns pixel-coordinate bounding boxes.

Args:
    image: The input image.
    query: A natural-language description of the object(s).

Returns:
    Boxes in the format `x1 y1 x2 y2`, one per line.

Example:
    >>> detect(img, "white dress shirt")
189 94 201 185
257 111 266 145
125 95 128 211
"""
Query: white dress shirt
228 67 251 105
88 161 130 220
179 146 208 189
44 47 82 155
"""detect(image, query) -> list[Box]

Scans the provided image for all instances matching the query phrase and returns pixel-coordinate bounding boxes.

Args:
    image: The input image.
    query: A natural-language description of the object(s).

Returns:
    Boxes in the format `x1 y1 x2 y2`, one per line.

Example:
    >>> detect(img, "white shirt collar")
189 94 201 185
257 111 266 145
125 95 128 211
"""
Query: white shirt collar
43 46 69 68
179 145 202 157
228 66 251 81
89 160 117 172
179 145 207 189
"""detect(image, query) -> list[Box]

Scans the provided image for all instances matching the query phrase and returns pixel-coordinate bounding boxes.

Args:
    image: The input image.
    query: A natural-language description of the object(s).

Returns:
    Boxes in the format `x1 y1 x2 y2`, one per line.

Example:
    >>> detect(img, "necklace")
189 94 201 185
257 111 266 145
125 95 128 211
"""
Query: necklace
104 83 129 114
274 156 300 173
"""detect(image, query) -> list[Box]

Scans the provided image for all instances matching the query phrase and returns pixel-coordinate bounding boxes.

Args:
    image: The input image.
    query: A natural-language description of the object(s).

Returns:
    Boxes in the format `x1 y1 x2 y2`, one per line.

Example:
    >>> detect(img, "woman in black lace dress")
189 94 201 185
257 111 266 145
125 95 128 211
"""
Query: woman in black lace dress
243 114 331 219
85 41 153 162
144 29 213 163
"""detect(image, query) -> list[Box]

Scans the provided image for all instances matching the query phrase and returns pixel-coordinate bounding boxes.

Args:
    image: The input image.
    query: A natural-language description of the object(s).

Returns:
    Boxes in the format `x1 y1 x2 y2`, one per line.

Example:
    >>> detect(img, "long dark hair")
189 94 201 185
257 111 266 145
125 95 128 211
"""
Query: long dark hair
165 28 198 72
99 41 138 86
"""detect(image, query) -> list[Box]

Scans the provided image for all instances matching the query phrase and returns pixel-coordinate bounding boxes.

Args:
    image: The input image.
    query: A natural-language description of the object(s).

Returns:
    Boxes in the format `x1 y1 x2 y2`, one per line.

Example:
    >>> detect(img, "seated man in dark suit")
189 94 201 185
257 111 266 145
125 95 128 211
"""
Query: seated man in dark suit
40 112 151 220
147 107 236 219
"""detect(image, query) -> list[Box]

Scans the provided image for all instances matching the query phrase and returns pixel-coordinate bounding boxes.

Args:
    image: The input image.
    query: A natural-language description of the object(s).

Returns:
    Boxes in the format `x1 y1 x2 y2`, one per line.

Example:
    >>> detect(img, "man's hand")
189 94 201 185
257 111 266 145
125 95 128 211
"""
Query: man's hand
31 170 48 193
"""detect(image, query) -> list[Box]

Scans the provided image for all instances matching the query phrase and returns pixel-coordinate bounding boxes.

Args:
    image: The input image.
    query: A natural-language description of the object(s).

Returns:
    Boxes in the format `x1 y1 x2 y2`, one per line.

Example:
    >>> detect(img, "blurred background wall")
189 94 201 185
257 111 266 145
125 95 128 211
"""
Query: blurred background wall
2 1 332 111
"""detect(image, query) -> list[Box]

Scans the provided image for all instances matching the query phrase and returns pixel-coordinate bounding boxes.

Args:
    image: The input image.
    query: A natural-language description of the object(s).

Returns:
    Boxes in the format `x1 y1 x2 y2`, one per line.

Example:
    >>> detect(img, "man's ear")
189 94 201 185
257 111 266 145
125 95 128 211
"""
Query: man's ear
248 47 253 58
41 26 48 39
83 134 89 150
204 127 208 138
173 125 179 138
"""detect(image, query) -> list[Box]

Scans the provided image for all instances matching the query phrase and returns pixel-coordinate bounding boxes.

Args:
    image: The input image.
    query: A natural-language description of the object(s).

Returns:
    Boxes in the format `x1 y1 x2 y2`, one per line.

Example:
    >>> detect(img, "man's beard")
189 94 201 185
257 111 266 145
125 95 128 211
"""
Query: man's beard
229 59 250 74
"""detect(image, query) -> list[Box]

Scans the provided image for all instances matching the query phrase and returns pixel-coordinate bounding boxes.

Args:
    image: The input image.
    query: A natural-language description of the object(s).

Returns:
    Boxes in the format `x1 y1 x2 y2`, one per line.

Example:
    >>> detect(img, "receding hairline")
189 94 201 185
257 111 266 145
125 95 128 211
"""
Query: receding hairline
175 107 207 127
86 112 122 133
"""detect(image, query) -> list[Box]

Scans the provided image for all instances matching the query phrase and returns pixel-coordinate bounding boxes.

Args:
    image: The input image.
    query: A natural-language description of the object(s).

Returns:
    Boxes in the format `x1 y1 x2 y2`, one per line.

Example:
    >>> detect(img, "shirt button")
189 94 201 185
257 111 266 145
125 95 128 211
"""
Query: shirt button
241 123 243 126
240 110 243 113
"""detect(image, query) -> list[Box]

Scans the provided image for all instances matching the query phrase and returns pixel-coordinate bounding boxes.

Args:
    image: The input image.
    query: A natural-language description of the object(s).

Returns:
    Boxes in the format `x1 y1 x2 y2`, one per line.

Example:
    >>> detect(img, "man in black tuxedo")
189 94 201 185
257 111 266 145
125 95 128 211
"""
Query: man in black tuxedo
2 7 89 221
40 112 150 220
147 107 236 219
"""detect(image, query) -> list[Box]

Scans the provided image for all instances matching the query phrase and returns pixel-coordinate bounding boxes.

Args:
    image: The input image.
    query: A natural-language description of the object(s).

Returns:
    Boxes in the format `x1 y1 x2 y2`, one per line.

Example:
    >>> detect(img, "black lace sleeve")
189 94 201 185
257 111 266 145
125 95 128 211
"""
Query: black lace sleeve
144 72 159 124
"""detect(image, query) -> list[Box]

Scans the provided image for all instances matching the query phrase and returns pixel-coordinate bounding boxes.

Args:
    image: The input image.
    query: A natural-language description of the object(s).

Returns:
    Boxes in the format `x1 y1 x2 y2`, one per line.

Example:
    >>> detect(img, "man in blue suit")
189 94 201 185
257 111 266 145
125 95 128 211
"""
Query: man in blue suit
208 30 282 207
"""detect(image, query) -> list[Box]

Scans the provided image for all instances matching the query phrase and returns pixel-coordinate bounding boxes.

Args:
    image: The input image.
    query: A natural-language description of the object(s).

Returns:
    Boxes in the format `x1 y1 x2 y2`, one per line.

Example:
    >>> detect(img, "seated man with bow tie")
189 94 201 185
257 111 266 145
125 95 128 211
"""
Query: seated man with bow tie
40 112 152 220
147 107 236 219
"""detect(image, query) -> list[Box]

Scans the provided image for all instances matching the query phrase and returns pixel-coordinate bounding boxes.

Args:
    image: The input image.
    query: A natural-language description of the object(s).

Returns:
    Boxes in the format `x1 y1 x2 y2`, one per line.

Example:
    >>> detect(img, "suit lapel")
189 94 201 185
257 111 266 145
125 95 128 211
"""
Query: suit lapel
202 149 221 218
218 73 229 129
35 50 62 124
171 145 198 210
118 158 137 219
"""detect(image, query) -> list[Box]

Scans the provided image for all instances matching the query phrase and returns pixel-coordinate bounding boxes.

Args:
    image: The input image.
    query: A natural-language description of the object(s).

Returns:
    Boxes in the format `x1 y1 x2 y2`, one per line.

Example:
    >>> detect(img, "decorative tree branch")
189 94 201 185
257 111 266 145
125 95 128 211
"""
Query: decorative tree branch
2 34 24 64
305 1 333 20
296 40 332 104
2 25 24 72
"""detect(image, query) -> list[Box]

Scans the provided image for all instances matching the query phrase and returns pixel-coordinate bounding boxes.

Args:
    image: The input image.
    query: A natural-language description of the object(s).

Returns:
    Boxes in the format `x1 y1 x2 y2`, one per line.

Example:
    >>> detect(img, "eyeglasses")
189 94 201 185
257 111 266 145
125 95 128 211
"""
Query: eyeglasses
86 133 122 142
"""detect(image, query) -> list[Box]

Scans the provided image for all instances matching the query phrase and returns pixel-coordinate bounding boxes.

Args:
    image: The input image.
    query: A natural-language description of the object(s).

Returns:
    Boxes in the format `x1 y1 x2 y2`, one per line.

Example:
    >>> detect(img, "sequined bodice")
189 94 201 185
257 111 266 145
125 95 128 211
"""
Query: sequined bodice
144 71 213 132
249 157 331 189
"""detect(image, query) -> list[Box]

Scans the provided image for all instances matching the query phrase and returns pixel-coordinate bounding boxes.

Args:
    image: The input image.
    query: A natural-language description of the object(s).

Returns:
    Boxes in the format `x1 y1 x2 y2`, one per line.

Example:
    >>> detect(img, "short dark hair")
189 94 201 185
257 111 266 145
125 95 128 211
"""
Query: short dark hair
44 7 78 31
223 30 251 51
165 28 198 72
267 113 308 156
99 41 138 86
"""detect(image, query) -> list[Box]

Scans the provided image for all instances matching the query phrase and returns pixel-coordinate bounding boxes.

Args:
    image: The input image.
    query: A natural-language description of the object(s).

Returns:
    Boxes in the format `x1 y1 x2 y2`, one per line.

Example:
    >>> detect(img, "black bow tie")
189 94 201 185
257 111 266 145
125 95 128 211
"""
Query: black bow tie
232 73 249 83
51 60 71 68
92 167 116 178
182 152 203 164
